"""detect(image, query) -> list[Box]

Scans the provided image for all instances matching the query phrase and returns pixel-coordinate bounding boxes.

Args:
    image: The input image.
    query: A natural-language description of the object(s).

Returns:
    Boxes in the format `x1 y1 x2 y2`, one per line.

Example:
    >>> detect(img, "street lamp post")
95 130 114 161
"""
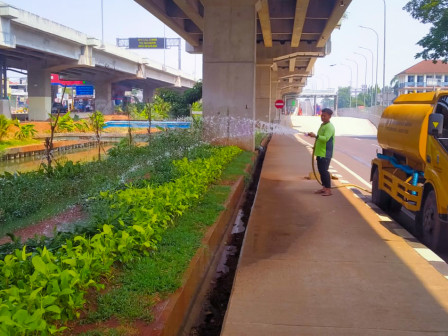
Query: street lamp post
382 0 387 106
359 25 379 105
359 46 374 106
101 0 104 48
346 58 359 108
354 52 368 107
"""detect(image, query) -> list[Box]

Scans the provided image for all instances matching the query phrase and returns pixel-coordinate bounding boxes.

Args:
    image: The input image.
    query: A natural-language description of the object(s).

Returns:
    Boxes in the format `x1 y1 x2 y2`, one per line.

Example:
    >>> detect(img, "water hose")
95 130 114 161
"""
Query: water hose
310 136 372 194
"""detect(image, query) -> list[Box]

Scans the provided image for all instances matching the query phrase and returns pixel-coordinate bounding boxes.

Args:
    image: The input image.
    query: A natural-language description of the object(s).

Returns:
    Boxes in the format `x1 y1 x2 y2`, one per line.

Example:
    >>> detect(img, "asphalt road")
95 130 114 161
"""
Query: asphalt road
299 130 448 264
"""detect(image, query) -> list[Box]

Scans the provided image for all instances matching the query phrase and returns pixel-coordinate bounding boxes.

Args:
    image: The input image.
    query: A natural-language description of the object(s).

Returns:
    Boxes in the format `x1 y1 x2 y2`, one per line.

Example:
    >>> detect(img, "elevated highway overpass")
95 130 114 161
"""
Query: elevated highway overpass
134 0 352 149
0 2 196 120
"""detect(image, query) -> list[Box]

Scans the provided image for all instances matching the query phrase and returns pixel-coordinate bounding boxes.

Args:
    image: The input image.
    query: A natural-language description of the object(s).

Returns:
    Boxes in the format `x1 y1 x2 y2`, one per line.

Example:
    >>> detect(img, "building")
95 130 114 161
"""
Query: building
397 60 448 95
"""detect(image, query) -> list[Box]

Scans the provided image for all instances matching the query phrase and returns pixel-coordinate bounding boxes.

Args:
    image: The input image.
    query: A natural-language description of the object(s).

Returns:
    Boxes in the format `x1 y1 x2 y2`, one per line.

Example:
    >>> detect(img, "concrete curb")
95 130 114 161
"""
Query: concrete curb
146 174 247 336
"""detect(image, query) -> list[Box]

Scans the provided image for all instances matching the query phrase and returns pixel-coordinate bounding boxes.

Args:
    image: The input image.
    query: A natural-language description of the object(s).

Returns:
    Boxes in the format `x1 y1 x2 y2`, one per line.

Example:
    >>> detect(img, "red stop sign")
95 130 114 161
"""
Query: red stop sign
274 99 285 108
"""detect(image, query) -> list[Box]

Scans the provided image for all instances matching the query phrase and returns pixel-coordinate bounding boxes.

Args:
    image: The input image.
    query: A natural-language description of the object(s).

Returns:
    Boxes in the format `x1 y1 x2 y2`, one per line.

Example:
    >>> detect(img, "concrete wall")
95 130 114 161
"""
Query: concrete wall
0 99 10 118
337 106 385 128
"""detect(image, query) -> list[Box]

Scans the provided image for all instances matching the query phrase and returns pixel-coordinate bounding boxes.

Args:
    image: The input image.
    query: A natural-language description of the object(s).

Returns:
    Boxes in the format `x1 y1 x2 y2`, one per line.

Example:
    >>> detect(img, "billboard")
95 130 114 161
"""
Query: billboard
75 85 94 96
128 38 166 49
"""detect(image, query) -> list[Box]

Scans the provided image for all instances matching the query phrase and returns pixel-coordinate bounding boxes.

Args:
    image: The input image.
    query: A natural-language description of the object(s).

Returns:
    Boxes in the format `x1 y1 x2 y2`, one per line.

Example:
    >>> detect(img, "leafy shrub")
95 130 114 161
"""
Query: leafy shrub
0 115 13 141
14 123 37 140
0 145 242 335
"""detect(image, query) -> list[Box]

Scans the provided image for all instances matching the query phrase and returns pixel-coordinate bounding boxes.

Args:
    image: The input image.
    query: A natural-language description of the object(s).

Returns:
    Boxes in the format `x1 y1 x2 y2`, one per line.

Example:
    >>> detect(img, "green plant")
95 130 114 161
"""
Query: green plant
14 123 37 140
89 111 106 159
0 115 13 141
191 101 202 112
156 81 202 118
55 111 76 133
0 145 242 334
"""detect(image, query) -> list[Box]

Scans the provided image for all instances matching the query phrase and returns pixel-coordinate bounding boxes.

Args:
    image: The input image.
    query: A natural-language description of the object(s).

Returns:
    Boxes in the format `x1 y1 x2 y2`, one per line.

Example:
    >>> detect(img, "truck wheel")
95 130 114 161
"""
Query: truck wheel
372 169 390 211
420 190 442 252
389 198 402 213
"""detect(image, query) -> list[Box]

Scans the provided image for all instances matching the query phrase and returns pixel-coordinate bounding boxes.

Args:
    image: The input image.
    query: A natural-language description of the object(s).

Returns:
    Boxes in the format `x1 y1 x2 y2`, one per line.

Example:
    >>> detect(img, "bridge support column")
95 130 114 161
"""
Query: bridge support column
94 81 113 114
202 0 256 150
0 56 10 118
142 85 156 103
28 68 51 121
256 64 271 124
270 71 279 123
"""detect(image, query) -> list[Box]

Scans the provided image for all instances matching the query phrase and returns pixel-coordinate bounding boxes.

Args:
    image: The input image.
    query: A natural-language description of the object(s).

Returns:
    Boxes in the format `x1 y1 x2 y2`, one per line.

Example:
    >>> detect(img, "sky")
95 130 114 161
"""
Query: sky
4 0 431 91
4 0 203 80
308 0 430 90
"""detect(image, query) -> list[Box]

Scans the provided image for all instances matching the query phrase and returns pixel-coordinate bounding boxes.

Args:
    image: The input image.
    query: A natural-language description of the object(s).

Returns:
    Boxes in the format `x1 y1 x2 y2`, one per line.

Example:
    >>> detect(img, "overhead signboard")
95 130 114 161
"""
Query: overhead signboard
128 38 166 49
75 85 94 96
51 74 86 87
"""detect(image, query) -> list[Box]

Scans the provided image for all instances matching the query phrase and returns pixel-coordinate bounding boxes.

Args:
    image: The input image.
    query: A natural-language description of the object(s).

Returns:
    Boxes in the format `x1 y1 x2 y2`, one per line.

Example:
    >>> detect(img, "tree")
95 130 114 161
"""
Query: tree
403 1 448 62
157 81 202 118
337 87 351 108
89 110 106 159
143 95 171 144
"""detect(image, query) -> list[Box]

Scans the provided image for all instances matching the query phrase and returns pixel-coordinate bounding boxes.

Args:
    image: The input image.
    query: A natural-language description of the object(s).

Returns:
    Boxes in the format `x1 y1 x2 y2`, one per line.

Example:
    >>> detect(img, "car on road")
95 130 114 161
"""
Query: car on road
51 102 68 114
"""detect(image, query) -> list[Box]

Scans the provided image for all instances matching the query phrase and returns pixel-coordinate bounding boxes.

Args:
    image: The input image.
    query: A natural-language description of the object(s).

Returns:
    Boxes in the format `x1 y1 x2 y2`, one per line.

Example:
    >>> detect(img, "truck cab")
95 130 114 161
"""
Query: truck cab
371 91 448 252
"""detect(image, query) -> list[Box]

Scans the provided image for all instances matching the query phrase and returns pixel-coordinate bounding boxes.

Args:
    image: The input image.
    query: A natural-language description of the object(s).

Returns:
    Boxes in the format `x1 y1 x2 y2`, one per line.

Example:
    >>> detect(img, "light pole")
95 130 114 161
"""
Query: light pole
346 58 359 108
331 64 352 108
359 46 374 106
359 25 379 105
354 52 368 106
382 0 387 106
100 0 104 48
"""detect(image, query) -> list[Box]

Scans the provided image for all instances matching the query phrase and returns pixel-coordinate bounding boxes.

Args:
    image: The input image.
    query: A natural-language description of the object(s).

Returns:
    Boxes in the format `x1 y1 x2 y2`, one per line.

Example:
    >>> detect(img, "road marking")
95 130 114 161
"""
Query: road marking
331 157 372 189
296 133 371 190
414 248 445 262
295 133 448 278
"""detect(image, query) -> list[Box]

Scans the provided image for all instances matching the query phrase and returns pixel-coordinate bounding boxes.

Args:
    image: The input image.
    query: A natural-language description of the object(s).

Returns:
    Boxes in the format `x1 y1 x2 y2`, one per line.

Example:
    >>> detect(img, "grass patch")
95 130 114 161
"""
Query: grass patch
0 130 205 235
255 130 268 149
0 197 79 238
76 151 251 327
0 138 41 151
79 328 129 336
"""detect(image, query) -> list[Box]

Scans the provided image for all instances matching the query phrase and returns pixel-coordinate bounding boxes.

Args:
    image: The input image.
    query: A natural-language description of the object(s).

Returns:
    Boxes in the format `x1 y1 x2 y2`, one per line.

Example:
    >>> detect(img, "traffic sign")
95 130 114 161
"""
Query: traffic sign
275 99 285 109
128 38 166 49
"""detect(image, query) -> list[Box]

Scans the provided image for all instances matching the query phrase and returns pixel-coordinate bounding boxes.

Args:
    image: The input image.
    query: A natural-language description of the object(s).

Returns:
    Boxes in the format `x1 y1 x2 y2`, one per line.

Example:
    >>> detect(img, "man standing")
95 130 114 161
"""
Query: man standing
307 108 335 196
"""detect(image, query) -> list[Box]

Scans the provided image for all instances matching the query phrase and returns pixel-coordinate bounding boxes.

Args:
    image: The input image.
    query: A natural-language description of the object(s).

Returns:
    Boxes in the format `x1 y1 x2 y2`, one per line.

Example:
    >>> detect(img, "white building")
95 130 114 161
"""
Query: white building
397 60 448 95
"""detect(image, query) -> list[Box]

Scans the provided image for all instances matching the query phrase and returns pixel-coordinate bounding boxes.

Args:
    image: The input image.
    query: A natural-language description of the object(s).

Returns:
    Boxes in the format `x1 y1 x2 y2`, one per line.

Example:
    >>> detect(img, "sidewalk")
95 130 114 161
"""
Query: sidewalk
221 134 448 335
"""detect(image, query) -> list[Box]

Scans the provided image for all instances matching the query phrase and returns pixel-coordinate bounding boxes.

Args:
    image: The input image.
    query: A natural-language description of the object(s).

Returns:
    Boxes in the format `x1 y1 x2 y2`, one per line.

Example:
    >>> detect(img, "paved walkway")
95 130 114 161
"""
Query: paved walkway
221 133 448 335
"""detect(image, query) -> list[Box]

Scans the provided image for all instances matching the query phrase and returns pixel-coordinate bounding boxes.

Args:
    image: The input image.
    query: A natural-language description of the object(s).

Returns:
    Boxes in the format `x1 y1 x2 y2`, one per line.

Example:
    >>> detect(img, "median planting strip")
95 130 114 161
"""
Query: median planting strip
0 145 246 335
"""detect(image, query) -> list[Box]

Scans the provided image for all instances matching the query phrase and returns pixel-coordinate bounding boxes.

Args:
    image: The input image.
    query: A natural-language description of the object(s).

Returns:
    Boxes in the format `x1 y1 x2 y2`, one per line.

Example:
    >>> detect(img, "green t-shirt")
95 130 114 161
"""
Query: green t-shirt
314 122 335 158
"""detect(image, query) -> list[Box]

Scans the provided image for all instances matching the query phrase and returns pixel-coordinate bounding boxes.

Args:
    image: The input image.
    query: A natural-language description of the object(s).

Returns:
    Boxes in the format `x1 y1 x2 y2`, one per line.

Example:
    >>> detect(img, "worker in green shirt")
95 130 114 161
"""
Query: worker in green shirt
307 108 335 196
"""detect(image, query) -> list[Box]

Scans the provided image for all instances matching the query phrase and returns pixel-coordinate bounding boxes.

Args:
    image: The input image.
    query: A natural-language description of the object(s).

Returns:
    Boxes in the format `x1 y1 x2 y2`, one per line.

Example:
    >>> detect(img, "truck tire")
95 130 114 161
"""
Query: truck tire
372 169 391 211
389 198 402 213
419 190 443 252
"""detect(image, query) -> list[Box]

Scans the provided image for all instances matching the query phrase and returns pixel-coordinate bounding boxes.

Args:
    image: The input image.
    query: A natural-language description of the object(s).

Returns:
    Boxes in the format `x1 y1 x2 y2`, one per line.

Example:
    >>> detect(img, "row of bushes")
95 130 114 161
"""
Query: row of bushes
0 130 204 227
0 145 242 335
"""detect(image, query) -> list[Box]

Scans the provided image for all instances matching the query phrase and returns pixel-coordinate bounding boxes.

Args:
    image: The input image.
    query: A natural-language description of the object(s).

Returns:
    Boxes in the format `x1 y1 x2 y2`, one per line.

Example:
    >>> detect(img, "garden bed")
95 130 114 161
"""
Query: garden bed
0 130 255 335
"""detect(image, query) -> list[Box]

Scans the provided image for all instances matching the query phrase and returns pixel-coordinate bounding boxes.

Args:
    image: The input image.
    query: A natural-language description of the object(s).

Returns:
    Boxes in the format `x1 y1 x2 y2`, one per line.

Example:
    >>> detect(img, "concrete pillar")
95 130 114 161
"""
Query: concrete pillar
255 64 271 123
28 68 51 121
142 85 156 103
94 80 113 114
202 0 257 150
270 71 279 123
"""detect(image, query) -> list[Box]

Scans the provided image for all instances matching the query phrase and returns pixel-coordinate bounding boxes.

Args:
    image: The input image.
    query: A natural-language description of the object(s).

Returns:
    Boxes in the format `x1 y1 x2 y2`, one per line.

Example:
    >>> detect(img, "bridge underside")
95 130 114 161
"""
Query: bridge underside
0 3 195 120
135 0 351 149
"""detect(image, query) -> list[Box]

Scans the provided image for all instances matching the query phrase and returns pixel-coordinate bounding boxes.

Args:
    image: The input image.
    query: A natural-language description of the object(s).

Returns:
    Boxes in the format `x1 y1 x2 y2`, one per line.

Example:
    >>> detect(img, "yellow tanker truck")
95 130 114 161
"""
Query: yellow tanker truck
371 91 448 251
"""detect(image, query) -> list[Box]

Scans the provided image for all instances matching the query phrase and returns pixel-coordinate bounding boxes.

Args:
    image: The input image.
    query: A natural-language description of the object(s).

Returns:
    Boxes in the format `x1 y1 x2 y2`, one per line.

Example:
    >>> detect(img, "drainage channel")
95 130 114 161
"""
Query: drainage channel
188 136 271 336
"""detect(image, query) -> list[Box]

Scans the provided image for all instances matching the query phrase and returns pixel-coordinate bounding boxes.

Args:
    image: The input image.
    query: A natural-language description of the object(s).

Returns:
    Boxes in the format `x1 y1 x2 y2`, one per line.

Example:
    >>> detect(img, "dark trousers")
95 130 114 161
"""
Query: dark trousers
317 157 331 188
